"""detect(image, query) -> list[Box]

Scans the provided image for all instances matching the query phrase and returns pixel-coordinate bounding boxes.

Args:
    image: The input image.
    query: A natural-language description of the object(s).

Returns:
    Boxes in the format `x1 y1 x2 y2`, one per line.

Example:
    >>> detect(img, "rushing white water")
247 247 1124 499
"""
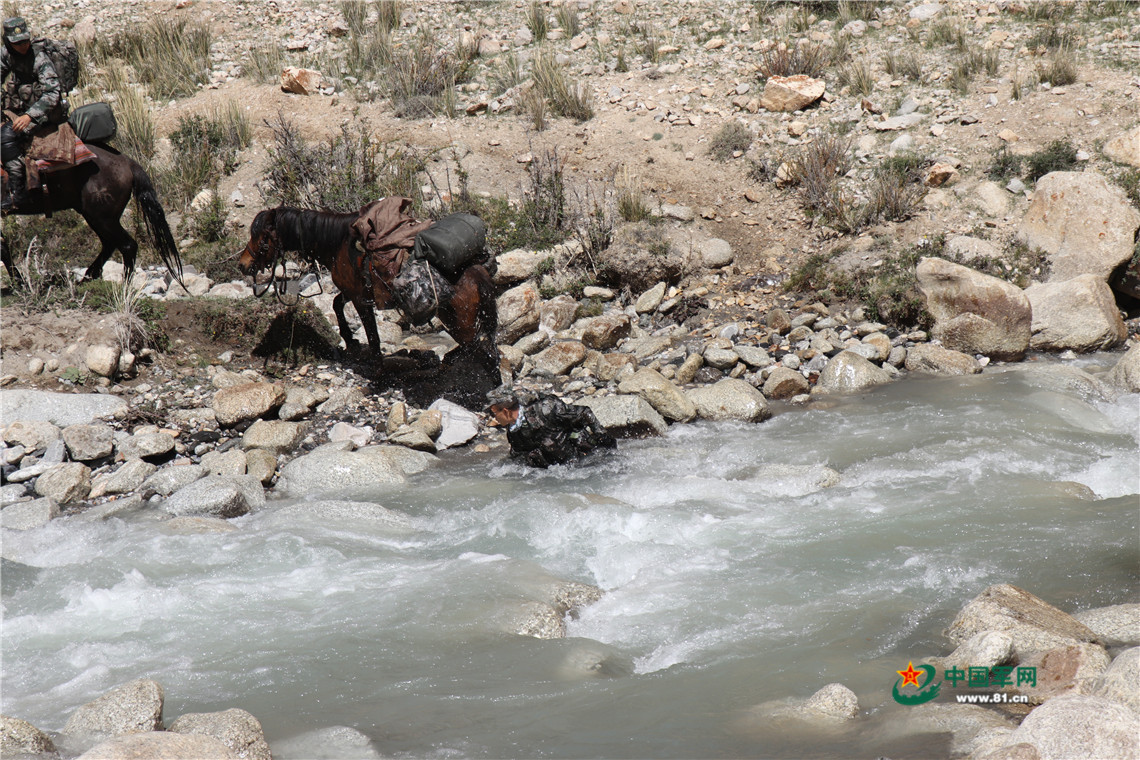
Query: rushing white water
2 362 1138 759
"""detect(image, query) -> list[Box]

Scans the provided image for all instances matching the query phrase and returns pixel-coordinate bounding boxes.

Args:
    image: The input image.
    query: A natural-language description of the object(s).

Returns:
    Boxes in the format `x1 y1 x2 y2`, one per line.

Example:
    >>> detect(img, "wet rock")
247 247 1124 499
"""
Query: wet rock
618 368 696 422
389 427 436 451
244 449 278 484
1106 343 1140 393
515 331 550 355
0 482 28 505
409 410 443 440
816 351 891 394
168 708 270 760
140 465 207 498
948 584 1100 658
160 475 266 518
366 445 437 475
85 345 121 378
1073 603 1140 648
549 580 604 619
761 74 825 112
507 601 566 639
63 423 115 461
893 703 1015 758
687 378 772 422
429 399 480 449
1 714 56 755
316 387 364 415
34 462 91 503
76 731 235 759
1 497 59 530
241 420 304 453
904 344 982 375
116 432 176 462
540 295 579 332
4 419 61 451
802 683 859 721
1019 171 1140 283
1001 694 1139 760
164 516 238 534
580 314 631 350
200 449 248 476
63 679 165 738
276 448 406 496
762 366 809 399
917 258 1032 361
213 383 286 428
635 282 667 314
942 630 1014 669
1079 646 1139 712
574 395 668 438
0 390 126 428
532 341 588 377
1025 275 1127 352
497 282 541 343
1015 643 1111 704
271 725 380 760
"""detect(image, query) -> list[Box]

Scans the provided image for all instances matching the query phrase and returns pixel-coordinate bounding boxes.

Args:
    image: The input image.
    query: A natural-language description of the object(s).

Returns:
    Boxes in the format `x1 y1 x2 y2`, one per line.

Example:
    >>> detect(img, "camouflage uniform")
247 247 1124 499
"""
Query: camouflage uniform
1 17 64 208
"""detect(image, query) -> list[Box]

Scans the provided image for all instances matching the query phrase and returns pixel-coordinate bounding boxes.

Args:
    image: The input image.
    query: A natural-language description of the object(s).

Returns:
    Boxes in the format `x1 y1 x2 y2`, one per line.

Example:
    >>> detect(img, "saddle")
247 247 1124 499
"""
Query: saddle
25 121 96 189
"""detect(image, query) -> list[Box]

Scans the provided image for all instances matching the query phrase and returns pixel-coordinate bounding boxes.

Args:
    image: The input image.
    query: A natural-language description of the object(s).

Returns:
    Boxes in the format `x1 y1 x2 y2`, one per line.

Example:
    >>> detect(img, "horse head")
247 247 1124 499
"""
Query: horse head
239 208 279 277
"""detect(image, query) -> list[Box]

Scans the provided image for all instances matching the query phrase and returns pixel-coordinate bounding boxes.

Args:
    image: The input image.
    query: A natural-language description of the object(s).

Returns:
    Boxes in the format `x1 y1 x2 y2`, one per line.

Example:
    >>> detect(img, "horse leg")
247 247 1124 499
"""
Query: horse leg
333 293 362 352
355 299 383 356
81 214 136 283
440 265 499 373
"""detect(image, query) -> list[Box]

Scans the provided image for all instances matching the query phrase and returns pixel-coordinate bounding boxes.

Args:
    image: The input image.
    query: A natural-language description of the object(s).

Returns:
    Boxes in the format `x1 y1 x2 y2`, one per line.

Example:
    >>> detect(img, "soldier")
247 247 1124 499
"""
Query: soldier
489 392 617 469
1 16 65 210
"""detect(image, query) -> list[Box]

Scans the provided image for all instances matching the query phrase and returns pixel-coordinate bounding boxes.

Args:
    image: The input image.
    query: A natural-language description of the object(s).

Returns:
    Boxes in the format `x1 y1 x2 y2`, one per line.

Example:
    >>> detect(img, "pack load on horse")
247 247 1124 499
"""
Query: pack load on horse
238 197 498 375
0 16 183 286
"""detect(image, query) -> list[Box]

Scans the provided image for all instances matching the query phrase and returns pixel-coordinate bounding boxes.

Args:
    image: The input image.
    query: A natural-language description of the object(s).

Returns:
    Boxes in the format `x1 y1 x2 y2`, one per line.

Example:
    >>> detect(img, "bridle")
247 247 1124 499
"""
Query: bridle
244 213 324 304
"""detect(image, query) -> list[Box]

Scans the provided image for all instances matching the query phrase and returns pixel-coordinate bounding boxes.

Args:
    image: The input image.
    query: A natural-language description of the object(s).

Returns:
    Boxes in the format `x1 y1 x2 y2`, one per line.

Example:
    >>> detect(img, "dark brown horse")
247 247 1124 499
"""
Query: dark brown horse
238 206 499 373
1 144 184 284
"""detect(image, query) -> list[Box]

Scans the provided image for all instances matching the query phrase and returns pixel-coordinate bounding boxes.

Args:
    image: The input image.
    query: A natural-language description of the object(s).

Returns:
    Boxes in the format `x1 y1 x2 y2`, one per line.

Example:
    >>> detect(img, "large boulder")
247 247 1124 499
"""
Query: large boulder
904 343 982 375
63 679 165 738
761 74 825 112
0 390 127 428
1106 343 1140 393
276 448 406 496
62 423 115 461
916 257 1032 361
574 395 668 438
159 475 265 519
1001 694 1139 760
531 341 588 377
4 419 61 451
596 222 692 291
891 703 1016 758
1025 275 1127 352
1073 603 1140 648
497 281 541 344
947 584 1100 658
762 366 810 399
1018 171 1140 283
618 368 697 422
77 731 235 760
816 350 892 393
1013 642 1112 703
212 383 286 428
1 714 56 755
1 497 59 530
168 708 270 760
687 378 772 422
1102 124 1140 168
428 399 480 449
1079 646 1139 713
34 462 91 503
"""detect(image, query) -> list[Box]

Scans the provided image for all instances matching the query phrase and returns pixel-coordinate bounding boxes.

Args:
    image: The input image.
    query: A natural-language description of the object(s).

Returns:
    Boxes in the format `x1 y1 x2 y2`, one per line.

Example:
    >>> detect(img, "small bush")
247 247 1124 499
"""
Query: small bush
759 41 827 80
837 59 874 96
377 0 403 33
246 44 285 85
637 24 662 63
557 5 581 37
988 145 1023 182
1024 138 1079 182
113 17 211 100
1037 49 1078 86
525 86 547 131
387 31 467 118
532 48 594 122
528 1 549 42
490 52 525 96
340 0 368 37
927 18 966 49
708 121 753 162
616 167 652 222
525 148 570 235
1029 24 1079 51
102 60 156 162
161 104 251 207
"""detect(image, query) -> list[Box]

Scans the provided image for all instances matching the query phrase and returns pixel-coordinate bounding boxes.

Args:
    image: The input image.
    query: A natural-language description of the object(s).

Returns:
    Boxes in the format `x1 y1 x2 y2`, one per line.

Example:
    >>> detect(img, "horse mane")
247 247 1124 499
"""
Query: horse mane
265 206 358 265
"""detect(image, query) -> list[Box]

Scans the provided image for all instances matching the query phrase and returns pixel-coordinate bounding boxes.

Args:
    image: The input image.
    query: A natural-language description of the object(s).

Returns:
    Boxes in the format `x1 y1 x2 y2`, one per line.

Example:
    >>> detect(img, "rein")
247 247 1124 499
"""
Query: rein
249 215 326 305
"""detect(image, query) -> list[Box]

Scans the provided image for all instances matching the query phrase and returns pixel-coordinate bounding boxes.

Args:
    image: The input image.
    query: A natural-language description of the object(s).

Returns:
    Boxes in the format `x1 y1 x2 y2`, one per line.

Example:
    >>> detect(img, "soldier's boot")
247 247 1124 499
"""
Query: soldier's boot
1 157 28 211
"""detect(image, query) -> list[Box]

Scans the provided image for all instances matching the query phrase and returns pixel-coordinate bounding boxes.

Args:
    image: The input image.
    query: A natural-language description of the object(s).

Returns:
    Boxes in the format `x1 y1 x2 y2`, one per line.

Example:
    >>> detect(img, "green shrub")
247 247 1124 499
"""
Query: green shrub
1024 138 1079 181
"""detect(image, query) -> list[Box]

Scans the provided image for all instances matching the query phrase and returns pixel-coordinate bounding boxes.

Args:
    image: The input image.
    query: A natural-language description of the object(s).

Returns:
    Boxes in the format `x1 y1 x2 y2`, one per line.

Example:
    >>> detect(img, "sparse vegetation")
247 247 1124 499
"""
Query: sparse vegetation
557 5 581 37
759 41 827 80
104 17 212 100
1037 49 1078 86
708 122 753 162
616 167 653 222
837 59 874 96
532 48 594 122
527 1 549 43
387 30 467 117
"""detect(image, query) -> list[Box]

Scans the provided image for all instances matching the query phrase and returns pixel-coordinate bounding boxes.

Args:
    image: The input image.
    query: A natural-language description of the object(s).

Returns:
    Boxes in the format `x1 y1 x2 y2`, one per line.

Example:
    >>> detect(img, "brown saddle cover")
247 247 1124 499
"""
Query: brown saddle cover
27 121 77 164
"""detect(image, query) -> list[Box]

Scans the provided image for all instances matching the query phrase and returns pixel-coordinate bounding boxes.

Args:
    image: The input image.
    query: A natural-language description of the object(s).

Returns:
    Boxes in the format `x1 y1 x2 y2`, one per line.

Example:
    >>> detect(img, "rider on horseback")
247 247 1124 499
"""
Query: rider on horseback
1 16 66 211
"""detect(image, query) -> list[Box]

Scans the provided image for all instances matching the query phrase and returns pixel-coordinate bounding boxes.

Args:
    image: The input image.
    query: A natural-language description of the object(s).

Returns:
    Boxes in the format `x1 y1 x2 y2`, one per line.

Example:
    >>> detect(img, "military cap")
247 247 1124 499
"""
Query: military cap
3 17 30 43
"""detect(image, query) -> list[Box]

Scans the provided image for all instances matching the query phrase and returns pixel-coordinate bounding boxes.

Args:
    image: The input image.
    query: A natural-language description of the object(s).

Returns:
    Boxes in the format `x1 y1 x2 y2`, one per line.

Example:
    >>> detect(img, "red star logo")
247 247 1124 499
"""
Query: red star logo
897 662 922 688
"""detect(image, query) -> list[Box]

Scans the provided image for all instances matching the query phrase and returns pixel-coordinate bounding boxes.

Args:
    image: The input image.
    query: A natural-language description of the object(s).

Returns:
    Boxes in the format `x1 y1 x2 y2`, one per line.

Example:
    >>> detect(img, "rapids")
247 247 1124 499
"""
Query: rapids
2 362 1137 758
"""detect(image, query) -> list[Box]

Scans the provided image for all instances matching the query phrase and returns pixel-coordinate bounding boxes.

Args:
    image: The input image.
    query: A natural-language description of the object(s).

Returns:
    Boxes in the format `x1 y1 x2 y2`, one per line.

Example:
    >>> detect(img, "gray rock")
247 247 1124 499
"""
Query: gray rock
1 714 56 755
497 281 541 344
904 343 982 375
873 113 924 131
1003 694 1139 760
160 475 265 518
917 257 1032 361
894 703 1016 758
910 3 942 20
531 341 588 377
514 331 549 355
494 248 551 285
1073 603 1140 648
1 497 59 530
734 345 773 369
802 683 859 721
1025 275 1127 352
703 346 740 370
75 731 234 759
63 679 165 737
361 445 437 475
506 600 566 639
622 335 674 360
700 238 734 269
276 448 406 496
1014 642 1111 704
244 449 277 484
34 462 92 503
162 516 238 534
212 382 286 428
0 390 127 428
635 282 667 314
429 399 480 449
85 344 121 378
63 423 115 461
4 419 62 451
140 465 207 498
579 314 631 350
168 708 270 760
540 295 579 332
762 366 810 399
972 180 1009 217
1020 171 1140 283
1103 125 1140 168
549 580 604 619
241 420 303 453
1007 177 1026 194
1079 646 1139 713
316 387 364 415
267 499 413 529
574 395 668 438
0 482 28 506
200 449 248 476
389 427 436 452
618 368 697 422
116 432 176 462
943 630 1015 669
1106 343 1140 393
817 351 892 393
687 378 772 422
78 495 145 523
948 584 1100 658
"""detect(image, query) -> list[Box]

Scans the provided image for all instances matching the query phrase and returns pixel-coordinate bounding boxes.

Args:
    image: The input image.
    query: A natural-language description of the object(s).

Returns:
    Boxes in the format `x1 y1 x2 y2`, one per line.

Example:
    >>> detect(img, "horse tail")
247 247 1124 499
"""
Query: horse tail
130 162 185 287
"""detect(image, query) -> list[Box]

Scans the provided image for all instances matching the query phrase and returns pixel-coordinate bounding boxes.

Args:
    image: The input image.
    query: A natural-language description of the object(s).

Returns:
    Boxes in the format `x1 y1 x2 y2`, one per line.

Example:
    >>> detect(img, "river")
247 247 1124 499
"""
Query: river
2 360 1137 758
